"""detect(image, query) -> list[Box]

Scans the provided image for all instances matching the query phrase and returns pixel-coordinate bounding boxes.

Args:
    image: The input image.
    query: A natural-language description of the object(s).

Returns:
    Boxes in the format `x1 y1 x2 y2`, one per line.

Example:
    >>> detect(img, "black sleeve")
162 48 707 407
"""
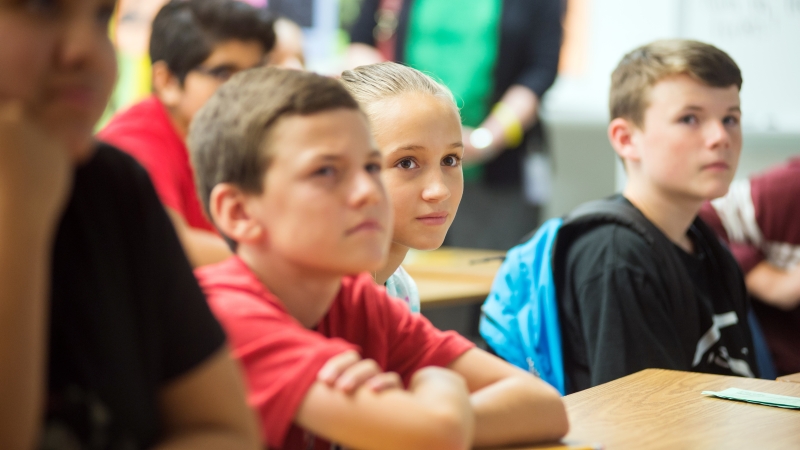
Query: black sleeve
129 152 227 383
565 226 690 388
349 0 380 46
515 0 564 98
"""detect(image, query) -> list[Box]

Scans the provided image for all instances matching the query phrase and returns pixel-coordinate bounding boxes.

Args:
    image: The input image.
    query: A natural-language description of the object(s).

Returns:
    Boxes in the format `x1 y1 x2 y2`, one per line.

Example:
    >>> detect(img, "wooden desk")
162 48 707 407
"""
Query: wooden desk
559 369 800 449
402 247 505 309
777 372 800 384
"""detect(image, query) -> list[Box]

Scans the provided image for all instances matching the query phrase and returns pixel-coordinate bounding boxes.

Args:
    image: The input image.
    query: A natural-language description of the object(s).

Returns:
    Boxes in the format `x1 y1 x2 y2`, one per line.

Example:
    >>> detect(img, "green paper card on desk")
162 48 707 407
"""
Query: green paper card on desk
702 388 800 409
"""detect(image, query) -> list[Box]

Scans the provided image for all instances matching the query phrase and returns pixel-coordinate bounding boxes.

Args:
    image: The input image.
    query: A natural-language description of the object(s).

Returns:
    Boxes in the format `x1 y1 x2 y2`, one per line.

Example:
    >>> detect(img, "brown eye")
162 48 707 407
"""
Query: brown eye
442 155 460 167
396 158 419 170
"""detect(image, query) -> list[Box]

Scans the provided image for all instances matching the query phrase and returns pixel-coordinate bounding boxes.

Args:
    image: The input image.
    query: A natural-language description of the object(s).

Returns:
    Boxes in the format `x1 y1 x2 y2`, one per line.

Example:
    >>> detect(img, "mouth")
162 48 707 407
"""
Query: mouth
416 212 448 226
47 84 98 111
346 219 383 235
702 162 730 171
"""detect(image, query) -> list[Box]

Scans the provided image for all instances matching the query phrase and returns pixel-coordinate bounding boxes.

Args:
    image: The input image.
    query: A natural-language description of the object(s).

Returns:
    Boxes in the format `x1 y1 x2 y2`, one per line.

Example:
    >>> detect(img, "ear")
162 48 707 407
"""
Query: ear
151 60 184 108
608 117 641 164
209 183 266 247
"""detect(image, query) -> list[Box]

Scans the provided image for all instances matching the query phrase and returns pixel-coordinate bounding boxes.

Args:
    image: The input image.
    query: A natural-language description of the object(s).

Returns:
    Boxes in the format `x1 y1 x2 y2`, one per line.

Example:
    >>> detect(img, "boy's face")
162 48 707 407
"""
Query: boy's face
628 74 742 201
0 0 117 161
159 39 265 134
248 109 391 275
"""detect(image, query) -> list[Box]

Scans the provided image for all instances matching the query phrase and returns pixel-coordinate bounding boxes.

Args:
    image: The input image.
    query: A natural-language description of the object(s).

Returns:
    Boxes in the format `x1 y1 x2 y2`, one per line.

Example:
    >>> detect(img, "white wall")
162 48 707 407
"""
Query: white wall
539 0 800 221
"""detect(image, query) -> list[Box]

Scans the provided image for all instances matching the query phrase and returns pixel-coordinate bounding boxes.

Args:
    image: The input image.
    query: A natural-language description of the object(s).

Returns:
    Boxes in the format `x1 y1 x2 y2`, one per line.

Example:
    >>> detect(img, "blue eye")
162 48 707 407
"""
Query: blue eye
723 115 740 126
314 166 337 177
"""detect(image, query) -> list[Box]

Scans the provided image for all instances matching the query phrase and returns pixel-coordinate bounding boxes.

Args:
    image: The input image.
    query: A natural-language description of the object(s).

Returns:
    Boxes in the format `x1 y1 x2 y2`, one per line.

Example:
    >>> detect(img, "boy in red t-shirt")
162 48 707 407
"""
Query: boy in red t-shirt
189 67 568 450
99 0 275 267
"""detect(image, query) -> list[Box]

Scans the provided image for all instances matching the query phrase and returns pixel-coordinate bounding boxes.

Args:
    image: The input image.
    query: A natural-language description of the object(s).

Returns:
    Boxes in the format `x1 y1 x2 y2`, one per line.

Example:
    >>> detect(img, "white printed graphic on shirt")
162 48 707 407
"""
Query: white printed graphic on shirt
692 311 754 378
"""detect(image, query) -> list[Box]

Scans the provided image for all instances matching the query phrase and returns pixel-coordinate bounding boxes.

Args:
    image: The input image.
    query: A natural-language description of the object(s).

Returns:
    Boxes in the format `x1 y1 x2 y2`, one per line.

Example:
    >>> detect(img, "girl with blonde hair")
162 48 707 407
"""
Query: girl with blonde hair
341 62 464 312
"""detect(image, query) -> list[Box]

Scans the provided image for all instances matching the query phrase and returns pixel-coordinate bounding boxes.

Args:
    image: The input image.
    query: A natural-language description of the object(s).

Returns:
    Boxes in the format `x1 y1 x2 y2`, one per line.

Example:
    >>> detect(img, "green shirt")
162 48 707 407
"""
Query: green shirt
405 0 502 180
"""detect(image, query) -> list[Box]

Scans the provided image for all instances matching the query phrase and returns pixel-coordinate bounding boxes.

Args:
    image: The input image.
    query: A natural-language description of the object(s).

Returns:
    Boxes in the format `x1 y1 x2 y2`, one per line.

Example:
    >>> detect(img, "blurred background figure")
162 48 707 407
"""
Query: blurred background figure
347 0 565 250
268 17 306 69
107 0 312 122
700 156 800 376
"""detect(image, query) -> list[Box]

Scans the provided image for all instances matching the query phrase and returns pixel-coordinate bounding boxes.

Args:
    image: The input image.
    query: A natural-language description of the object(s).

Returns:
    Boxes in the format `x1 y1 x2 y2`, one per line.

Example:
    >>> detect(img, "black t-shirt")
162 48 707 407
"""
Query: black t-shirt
41 144 226 449
558 200 757 394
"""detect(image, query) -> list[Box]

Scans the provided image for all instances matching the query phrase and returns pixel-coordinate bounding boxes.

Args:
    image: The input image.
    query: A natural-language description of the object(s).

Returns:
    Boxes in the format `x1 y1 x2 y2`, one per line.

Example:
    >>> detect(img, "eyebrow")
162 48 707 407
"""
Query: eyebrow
316 154 343 162
683 105 741 112
389 142 464 153
312 150 382 162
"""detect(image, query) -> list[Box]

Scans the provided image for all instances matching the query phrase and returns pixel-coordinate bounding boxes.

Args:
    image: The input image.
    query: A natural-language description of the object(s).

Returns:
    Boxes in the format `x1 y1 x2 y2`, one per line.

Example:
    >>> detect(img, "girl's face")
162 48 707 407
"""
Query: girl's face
0 0 118 162
372 93 464 251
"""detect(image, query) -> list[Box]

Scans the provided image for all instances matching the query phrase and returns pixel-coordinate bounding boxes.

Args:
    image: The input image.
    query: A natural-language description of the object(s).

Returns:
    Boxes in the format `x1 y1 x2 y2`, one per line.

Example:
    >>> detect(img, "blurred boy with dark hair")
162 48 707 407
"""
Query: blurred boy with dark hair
100 0 275 267
0 0 259 448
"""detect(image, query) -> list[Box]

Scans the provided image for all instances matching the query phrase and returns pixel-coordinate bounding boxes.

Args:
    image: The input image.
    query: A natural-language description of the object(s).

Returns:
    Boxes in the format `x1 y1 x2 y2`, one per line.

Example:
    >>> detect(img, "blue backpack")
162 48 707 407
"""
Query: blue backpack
479 198 775 395
480 217 567 393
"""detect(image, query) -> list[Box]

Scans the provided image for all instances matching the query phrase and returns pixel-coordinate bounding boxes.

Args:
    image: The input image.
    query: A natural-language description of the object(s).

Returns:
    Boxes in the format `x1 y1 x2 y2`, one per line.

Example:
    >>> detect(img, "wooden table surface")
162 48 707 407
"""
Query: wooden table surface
401 247 505 309
777 372 800 384
557 369 800 449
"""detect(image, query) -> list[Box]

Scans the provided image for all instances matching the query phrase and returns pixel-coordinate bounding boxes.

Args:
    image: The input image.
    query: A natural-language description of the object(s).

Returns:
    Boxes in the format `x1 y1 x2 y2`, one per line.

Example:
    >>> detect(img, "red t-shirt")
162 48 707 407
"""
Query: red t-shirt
98 96 214 232
195 257 475 450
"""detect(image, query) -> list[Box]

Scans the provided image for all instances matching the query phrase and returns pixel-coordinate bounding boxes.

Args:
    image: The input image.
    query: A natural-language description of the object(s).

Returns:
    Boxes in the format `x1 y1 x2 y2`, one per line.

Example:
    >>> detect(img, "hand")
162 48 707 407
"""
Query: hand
317 350 402 395
461 126 497 165
0 101 71 230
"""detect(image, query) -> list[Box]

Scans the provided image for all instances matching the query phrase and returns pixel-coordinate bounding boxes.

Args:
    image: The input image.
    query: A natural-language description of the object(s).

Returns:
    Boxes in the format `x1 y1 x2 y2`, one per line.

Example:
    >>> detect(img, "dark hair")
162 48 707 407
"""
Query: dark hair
149 0 276 83
189 67 361 249
610 39 742 127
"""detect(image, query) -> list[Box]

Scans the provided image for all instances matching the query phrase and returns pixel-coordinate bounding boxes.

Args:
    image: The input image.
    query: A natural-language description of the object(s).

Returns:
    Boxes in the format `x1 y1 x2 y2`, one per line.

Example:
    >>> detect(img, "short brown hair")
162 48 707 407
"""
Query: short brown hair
609 39 742 127
189 66 360 224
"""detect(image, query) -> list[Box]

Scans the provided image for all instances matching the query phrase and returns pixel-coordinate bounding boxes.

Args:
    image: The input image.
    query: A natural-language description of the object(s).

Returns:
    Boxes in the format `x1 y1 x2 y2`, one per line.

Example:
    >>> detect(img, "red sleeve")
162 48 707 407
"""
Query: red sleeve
206 292 357 449
699 200 764 274
728 243 765 274
98 131 185 216
372 284 475 385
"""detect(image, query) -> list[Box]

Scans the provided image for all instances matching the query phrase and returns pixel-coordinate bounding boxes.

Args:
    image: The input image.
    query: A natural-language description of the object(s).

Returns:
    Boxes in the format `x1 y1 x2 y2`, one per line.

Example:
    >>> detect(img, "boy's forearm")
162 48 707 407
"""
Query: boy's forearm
746 262 800 310
470 375 568 447
0 209 57 449
296 368 474 450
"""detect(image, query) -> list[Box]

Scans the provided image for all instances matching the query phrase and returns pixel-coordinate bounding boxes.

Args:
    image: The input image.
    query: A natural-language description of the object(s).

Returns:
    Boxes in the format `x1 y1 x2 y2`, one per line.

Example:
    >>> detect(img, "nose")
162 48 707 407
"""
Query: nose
705 120 732 151
55 9 103 70
349 168 386 209
420 167 451 203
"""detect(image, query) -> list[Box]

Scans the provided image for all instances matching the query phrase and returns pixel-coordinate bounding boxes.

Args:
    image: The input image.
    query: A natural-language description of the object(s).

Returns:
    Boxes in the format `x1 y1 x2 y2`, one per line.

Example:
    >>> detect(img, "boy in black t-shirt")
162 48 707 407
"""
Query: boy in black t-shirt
558 40 758 393
0 0 258 448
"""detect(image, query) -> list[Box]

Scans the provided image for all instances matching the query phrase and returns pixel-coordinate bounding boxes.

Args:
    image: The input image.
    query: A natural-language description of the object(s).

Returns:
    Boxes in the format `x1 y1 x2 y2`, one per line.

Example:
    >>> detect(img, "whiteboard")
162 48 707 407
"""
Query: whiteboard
542 0 800 133
681 0 800 133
